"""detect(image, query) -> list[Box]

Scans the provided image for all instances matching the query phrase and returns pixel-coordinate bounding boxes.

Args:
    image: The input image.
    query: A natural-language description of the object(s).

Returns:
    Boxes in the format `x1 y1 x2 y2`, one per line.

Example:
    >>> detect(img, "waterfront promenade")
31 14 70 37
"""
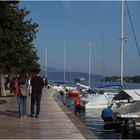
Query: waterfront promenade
0 88 97 139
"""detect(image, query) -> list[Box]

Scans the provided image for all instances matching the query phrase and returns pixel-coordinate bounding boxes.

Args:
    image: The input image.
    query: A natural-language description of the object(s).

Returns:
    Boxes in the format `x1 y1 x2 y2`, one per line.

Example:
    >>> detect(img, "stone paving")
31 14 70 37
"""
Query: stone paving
0 88 98 139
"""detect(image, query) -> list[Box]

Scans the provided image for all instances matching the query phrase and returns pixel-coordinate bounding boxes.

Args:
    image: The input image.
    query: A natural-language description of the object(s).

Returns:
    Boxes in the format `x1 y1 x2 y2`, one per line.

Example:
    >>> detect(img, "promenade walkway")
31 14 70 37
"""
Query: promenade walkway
0 88 98 139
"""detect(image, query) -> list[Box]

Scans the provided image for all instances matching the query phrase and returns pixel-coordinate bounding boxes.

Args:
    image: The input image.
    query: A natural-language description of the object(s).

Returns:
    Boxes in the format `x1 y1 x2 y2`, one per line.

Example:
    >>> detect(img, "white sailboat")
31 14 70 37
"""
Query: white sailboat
110 1 140 125
45 47 48 78
63 40 66 84
80 1 125 109
61 41 77 92
76 42 92 93
88 42 91 88
80 38 122 109
51 41 67 92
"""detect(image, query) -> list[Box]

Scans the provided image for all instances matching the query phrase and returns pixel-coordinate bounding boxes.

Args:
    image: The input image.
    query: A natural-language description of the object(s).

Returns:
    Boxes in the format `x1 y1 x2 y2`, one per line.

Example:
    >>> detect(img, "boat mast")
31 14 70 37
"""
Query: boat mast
121 0 124 87
64 40 66 83
45 47 48 77
88 42 91 87
102 36 106 86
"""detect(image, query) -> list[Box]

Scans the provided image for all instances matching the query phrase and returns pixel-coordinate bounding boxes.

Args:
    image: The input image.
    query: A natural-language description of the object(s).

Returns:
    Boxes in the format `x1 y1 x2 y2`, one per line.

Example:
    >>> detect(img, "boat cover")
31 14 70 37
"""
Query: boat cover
80 94 111 106
113 101 140 116
76 83 90 89
113 89 140 101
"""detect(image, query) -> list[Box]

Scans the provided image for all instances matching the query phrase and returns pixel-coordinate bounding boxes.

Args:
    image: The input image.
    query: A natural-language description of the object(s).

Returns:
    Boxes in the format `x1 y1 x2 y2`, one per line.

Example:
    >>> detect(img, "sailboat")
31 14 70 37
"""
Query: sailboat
80 1 126 109
75 42 92 94
52 40 73 94
80 37 122 109
62 41 79 95
107 1 140 129
79 39 123 108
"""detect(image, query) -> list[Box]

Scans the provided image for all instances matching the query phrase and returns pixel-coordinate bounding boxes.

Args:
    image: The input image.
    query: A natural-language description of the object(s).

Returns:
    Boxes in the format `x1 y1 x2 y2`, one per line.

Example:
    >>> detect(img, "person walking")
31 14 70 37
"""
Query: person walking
30 69 44 118
18 74 29 118
14 74 28 118
44 77 48 88
27 75 32 95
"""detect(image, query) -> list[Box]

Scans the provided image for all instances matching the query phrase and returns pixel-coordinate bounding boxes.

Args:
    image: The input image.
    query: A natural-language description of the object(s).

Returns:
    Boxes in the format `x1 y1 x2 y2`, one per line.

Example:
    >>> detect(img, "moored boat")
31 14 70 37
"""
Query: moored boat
80 92 117 109
67 90 81 96
79 85 121 109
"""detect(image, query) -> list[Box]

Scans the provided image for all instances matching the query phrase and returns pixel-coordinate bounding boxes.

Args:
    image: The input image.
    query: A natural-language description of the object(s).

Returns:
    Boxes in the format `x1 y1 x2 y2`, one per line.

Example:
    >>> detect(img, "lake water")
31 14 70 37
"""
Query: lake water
59 81 140 139
50 80 140 90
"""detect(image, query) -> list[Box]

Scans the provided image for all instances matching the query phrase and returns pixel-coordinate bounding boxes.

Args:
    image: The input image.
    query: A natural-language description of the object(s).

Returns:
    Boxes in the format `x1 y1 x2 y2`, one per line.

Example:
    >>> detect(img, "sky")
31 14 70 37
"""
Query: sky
19 0 140 76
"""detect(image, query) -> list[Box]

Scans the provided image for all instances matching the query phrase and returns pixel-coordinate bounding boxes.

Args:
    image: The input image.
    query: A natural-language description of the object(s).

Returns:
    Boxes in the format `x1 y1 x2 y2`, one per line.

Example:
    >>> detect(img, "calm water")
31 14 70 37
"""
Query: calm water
60 95 122 139
59 81 140 139
50 80 140 90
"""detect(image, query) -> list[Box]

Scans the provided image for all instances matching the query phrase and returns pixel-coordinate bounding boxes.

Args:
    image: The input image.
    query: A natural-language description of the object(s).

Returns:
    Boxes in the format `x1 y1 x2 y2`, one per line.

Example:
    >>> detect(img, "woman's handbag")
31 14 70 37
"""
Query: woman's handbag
20 88 29 96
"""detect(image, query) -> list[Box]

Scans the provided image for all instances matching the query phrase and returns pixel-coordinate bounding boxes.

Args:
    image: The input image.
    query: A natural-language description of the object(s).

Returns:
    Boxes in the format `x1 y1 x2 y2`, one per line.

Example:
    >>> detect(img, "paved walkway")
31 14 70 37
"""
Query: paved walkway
0 88 97 139
0 88 98 139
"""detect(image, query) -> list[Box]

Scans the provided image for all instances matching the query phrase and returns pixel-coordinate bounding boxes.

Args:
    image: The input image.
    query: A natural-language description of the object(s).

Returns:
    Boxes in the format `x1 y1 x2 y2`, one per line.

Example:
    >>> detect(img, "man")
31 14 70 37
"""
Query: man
44 77 48 88
30 69 44 118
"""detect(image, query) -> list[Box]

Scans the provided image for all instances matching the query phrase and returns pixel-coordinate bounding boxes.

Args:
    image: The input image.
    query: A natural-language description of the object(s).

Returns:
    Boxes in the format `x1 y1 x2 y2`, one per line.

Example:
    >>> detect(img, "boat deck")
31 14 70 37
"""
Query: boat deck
117 112 140 118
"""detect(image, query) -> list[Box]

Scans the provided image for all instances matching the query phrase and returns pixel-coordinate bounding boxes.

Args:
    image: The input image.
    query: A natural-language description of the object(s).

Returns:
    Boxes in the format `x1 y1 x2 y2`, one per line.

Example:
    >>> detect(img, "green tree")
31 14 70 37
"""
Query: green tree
0 1 40 96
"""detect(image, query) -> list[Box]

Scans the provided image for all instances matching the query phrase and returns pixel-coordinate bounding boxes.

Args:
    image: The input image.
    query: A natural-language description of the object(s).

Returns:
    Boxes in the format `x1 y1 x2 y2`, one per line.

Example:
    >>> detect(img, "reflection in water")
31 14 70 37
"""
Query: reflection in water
74 108 85 117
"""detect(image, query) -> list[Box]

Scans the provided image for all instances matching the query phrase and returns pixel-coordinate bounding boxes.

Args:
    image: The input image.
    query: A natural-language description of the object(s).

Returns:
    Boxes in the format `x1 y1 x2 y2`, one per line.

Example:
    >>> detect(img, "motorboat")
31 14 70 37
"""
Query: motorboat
76 83 92 94
76 83 90 90
66 83 90 97
112 89 140 112
65 86 77 91
67 89 81 96
51 84 65 92
79 84 121 109
110 89 140 133
100 89 140 134
80 91 118 109
52 83 77 95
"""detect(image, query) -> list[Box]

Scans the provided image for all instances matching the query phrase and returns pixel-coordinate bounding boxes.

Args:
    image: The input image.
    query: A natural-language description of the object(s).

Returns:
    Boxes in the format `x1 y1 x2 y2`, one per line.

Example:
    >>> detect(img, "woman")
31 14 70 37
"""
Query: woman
14 74 28 118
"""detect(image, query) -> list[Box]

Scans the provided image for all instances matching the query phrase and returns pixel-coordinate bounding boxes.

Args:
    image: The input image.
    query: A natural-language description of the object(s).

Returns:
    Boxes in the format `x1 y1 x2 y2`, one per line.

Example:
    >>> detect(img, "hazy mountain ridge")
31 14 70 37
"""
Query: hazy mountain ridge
41 67 102 81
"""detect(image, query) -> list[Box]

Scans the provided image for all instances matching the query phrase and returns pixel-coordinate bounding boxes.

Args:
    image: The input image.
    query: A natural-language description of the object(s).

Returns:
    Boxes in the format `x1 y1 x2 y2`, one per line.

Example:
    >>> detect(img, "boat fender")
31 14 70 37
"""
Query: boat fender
74 98 81 109
74 98 81 106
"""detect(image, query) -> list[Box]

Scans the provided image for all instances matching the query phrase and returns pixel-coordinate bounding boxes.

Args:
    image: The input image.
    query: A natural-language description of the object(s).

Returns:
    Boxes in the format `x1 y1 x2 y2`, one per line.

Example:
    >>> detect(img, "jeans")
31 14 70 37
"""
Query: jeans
31 94 42 115
17 95 27 117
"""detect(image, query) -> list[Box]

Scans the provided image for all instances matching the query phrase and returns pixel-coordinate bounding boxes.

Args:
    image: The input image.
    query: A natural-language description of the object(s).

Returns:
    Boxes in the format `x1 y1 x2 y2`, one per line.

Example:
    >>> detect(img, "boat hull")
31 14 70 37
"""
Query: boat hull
80 93 118 109
67 91 80 96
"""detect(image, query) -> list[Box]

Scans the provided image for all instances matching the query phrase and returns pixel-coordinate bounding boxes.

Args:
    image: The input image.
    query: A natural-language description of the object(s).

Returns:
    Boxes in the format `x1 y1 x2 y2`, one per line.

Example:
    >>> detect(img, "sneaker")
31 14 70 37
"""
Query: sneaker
30 114 34 117
24 115 28 118
35 115 39 118
19 116 23 119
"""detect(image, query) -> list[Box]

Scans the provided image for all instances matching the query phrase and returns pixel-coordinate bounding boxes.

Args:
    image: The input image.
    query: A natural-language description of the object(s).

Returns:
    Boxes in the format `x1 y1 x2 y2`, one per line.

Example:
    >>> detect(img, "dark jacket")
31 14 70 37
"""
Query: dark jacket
31 76 44 95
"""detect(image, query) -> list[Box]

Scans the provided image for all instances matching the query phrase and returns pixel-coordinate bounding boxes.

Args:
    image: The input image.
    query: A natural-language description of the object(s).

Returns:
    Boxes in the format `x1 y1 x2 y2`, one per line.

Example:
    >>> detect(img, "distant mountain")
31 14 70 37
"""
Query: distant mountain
40 66 62 75
40 67 101 81
47 67 62 72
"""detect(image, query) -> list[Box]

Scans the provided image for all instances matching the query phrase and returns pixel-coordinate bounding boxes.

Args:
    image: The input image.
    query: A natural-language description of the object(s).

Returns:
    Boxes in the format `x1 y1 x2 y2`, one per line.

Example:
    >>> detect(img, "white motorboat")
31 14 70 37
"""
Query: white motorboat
76 83 91 93
79 84 121 109
80 91 118 109
51 81 66 92
113 89 140 110
113 89 140 102
52 85 77 95
76 83 90 90
51 84 65 92
109 89 140 136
